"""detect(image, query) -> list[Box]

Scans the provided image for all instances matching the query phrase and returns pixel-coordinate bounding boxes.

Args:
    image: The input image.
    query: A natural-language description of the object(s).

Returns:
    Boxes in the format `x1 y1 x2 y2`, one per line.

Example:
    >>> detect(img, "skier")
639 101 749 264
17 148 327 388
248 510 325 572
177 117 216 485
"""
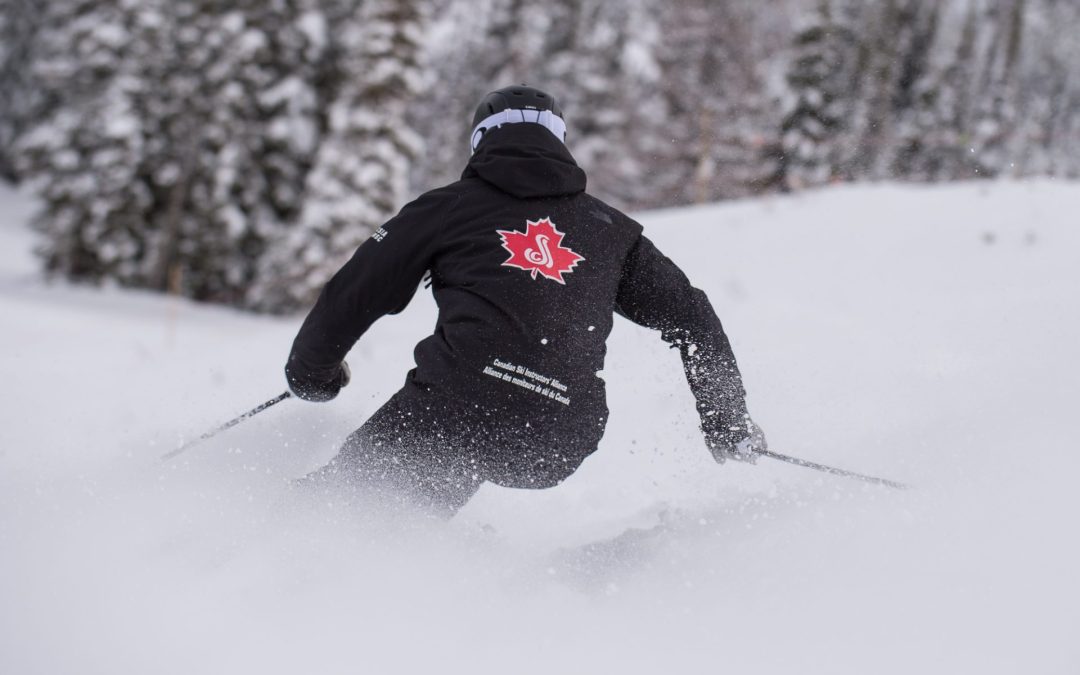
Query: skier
285 85 766 515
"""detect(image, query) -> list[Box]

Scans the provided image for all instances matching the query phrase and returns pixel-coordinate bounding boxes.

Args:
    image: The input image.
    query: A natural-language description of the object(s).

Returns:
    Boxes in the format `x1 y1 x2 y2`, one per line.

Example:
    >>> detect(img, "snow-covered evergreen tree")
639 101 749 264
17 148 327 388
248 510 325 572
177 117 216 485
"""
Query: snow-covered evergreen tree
18 0 324 303
778 0 1044 188
1010 0 1080 179
653 0 795 204
135 0 323 304
16 0 150 282
894 2 985 181
889 2 946 180
252 0 429 312
538 0 662 209
0 0 49 182
412 0 554 192
779 1 862 190
967 0 1027 178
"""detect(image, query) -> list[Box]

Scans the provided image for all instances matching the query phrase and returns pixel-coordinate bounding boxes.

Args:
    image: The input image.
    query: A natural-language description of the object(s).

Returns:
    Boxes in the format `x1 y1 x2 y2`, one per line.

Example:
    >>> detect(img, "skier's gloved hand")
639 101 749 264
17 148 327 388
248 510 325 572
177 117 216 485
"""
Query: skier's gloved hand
704 414 767 464
286 357 351 402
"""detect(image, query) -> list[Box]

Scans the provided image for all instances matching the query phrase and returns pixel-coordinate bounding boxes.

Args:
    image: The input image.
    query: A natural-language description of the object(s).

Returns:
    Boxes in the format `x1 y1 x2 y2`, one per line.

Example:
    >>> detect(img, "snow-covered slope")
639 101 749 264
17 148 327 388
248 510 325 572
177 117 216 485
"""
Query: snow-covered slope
2 181 1078 674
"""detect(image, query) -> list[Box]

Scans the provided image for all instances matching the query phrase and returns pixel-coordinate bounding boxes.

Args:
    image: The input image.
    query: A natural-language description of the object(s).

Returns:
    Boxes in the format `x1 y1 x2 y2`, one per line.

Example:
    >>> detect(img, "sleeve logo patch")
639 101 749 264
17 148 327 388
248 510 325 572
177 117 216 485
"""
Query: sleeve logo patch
496 217 585 284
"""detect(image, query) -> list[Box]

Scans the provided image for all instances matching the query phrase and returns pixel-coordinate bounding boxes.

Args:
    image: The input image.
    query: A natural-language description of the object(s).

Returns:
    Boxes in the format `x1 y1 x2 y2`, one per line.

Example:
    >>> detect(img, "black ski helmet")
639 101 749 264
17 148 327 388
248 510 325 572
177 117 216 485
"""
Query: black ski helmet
471 84 564 130
470 84 566 151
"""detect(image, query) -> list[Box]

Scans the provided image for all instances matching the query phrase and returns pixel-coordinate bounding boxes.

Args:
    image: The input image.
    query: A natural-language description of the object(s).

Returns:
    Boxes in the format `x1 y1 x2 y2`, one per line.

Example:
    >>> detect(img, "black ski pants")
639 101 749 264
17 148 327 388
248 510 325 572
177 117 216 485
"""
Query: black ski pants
304 385 600 516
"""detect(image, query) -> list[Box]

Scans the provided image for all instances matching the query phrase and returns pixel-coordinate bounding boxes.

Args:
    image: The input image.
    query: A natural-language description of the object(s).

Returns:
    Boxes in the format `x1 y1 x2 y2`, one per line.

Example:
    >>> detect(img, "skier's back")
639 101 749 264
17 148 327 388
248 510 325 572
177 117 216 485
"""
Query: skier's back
287 85 765 514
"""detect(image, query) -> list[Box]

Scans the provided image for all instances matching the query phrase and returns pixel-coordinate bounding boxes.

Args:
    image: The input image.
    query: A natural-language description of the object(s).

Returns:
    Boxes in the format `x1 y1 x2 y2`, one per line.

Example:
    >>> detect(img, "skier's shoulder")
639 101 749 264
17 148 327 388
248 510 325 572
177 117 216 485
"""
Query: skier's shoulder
407 180 469 209
408 176 495 213
387 180 484 233
577 192 644 239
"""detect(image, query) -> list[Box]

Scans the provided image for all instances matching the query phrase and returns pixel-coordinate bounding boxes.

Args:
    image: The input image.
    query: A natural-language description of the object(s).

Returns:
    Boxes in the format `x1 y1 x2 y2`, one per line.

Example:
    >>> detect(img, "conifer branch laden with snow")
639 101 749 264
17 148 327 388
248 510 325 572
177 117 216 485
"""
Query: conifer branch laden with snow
251 0 428 313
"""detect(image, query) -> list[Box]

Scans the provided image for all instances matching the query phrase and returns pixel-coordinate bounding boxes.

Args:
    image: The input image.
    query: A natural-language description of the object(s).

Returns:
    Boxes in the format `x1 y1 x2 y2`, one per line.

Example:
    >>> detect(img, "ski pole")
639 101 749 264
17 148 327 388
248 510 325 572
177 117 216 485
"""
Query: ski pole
162 391 292 461
755 449 909 490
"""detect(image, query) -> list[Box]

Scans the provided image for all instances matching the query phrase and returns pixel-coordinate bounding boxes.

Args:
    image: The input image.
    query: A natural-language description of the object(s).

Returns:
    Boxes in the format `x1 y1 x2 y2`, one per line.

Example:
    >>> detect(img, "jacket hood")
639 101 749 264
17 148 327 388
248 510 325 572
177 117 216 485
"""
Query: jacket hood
462 123 587 199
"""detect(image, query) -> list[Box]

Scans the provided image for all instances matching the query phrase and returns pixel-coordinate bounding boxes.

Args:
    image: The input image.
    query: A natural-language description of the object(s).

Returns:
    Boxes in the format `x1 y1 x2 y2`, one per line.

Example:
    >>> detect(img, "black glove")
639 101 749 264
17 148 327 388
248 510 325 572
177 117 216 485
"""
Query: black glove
286 357 351 402
704 414 767 464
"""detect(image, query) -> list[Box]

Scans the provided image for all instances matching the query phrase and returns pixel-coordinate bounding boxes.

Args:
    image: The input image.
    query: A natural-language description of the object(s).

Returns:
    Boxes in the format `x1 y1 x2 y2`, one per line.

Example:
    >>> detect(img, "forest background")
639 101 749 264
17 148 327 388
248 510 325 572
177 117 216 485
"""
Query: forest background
2 0 1077 312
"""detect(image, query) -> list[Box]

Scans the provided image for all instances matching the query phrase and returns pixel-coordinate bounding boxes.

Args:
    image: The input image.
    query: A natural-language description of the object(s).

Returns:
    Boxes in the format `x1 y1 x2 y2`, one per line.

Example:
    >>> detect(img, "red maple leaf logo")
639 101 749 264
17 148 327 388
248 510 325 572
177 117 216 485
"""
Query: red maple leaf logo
497 217 585 284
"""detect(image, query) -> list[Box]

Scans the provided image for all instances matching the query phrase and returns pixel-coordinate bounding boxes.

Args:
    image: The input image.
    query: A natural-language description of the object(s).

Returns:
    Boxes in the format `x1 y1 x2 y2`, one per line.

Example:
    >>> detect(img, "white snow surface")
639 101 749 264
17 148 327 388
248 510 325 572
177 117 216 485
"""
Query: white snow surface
2 180 1078 674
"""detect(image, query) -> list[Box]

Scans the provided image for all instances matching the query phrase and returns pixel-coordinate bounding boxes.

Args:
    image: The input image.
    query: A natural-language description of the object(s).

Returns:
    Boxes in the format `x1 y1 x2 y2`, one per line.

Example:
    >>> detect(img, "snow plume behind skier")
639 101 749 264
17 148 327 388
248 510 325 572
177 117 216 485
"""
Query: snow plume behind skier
285 84 766 516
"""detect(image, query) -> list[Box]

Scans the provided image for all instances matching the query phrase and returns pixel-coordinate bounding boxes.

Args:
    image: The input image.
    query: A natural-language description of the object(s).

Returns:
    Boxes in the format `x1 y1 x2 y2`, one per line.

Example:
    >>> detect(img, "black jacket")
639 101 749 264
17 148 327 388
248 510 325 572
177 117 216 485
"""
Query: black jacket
287 123 749 464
